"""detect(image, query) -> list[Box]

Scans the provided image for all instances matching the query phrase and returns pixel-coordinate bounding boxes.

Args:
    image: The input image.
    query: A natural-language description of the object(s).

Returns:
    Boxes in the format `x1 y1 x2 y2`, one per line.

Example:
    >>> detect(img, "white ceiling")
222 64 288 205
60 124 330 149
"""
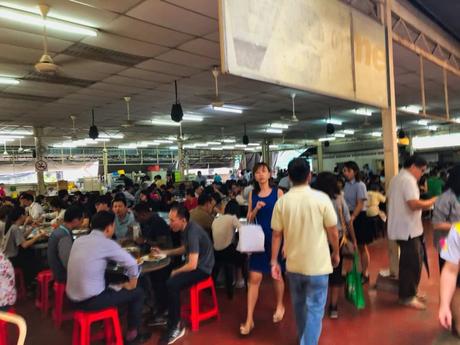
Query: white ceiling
0 0 459 150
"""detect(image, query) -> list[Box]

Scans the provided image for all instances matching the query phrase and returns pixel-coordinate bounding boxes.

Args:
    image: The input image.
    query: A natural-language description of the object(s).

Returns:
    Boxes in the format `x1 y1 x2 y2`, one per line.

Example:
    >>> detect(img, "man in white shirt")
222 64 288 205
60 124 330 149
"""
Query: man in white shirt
387 155 436 309
19 193 44 224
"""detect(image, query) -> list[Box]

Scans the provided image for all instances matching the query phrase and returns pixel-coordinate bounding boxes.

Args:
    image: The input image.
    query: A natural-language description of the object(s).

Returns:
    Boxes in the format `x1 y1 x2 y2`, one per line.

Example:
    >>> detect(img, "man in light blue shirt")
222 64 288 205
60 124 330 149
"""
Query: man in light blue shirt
112 194 136 241
66 211 150 345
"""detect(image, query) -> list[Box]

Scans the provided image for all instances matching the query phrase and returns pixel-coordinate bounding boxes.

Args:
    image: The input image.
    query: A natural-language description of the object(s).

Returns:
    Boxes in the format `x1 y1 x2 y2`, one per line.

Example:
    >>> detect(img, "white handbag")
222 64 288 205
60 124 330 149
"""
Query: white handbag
236 222 265 253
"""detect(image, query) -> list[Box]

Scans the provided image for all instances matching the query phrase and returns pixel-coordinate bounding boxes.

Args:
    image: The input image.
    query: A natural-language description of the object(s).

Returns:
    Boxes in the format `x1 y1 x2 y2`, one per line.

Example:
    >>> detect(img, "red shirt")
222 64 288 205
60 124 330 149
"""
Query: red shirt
184 197 198 211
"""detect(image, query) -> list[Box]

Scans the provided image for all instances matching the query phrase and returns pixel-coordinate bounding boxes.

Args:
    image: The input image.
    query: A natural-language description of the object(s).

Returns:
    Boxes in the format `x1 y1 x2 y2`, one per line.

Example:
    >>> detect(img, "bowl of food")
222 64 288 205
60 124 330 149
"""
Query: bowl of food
142 253 167 262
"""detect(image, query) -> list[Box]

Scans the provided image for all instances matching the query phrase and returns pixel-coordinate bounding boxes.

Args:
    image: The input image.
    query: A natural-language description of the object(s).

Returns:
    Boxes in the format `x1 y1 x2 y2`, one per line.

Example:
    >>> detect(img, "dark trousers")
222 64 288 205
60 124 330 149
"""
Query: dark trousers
10 248 39 289
166 269 208 329
74 287 144 330
213 244 248 299
149 265 172 314
397 236 423 300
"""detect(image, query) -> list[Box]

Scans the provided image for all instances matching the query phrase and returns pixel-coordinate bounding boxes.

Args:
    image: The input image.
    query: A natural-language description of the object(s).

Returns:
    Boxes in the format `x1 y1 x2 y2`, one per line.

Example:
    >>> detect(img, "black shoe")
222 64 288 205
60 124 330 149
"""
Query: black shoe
148 314 168 327
361 274 369 284
125 331 152 345
165 325 186 345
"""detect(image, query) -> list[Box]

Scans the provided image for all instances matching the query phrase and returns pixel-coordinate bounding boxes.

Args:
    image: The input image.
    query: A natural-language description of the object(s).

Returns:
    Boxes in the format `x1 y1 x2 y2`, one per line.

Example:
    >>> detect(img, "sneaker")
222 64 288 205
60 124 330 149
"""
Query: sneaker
329 305 338 319
166 325 186 345
235 279 246 289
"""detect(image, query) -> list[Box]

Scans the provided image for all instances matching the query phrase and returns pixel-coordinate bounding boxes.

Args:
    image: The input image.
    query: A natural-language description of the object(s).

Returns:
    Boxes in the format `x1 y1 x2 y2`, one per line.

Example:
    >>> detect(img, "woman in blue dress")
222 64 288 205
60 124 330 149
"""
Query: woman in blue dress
240 162 285 335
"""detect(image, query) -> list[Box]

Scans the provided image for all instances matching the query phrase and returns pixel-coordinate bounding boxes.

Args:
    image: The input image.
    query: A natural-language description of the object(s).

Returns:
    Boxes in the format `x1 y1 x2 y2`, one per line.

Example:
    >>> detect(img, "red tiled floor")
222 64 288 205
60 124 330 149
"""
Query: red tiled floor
11 222 447 344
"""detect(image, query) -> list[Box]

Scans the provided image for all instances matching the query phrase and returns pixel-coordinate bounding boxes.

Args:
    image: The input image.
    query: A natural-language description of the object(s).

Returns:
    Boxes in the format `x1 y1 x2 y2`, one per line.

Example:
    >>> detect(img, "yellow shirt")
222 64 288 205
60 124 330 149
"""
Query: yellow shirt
271 185 337 276
366 191 386 217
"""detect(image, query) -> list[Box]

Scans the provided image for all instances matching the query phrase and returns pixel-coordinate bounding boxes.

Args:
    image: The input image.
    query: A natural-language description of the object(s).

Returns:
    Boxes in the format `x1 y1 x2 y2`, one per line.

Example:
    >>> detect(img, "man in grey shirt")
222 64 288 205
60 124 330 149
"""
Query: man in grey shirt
153 204 214 344
47 205 83 283
66 211 150 345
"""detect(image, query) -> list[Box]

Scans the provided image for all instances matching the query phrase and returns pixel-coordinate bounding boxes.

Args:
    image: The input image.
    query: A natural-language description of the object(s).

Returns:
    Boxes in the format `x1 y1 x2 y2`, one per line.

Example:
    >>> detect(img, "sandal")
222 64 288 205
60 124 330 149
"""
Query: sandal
273 307 285 323
239 322 254 336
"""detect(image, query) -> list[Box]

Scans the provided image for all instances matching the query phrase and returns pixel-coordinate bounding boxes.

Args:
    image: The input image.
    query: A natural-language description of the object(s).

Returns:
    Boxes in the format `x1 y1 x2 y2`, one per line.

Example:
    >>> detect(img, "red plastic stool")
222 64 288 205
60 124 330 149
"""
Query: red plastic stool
0 308 15 345
72 308 123 345
14 268 26 300
53 282 72 328
35 269 54 316
183 277 219 331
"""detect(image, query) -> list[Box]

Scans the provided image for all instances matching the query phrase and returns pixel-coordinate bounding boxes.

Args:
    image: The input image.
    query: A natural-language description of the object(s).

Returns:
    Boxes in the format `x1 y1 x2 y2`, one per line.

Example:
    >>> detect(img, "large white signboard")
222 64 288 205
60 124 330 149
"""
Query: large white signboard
220 0 388 108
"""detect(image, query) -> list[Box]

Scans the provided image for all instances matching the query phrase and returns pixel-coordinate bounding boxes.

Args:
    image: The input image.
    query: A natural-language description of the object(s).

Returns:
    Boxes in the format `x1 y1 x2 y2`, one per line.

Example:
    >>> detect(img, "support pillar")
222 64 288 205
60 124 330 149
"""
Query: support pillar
380 0 400 283
317 143 324 172
102 145 108 185
261 139 271 166
177 139 185 181
33 127 46 195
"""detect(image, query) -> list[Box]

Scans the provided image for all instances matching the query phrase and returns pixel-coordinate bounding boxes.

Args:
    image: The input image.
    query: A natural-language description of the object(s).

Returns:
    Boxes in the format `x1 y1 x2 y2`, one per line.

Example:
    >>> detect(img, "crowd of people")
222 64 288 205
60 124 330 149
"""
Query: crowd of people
0 156 460 345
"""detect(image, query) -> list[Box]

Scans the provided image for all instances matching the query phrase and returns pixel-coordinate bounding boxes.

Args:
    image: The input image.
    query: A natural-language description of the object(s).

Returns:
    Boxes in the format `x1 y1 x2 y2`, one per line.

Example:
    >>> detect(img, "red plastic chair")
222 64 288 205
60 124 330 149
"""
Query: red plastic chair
0 308 15 345
35 269 54 316
72 308 123 345
52 282 72 328
182 277 219 331
14 268 26 301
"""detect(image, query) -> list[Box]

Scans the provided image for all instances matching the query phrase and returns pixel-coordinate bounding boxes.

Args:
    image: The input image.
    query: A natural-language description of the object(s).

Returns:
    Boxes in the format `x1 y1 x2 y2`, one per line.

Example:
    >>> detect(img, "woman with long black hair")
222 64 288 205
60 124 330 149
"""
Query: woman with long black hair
240 162 285 335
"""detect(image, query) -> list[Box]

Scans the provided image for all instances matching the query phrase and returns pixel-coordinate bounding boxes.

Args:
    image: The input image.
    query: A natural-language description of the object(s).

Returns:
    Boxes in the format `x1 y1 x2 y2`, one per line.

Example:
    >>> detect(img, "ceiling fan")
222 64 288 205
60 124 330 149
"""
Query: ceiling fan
34 4 60 75
195 66 225 107
280 93 299 123
121 96 135 128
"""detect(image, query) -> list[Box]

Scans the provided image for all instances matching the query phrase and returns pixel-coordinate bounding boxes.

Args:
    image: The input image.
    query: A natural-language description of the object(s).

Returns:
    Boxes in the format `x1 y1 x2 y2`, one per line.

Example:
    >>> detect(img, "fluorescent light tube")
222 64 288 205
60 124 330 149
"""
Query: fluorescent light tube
353 108 373 116
222 145 235 149
222 139 236 143
343 129 355 135
270 123 289 129
0 76 19 85
427 125 438 131
400 105 422 114
212 105 243 114
370 132 382 137
0 135 23 139
234 144 247 148
99 133 124 139
206 141 221 145
325 119 343 126
151 120 180 127
269 145 279 149
248 143 260 146
169 146 178 150
153 139 174 144
0 6 97 36
266 128 283 134
183 114 203 122
210 147 223 151
334 133 346 138
318 137 336 142
417 120 429 126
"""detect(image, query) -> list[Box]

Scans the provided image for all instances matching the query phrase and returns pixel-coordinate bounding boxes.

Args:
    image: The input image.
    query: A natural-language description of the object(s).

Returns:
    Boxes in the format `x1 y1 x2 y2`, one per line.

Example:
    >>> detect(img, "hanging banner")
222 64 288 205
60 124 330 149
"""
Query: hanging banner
219 0 388 108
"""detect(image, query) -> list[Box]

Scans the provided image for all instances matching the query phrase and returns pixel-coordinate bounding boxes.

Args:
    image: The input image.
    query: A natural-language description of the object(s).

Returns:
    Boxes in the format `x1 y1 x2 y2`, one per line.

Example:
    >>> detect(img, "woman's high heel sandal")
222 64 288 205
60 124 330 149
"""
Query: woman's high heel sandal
239 322 255 336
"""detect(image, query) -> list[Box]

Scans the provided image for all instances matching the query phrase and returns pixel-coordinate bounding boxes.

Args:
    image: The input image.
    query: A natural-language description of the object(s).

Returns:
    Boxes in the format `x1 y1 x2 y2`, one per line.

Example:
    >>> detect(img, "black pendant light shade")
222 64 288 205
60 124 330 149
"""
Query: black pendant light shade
398 128 406 139
171 80 183 122
243 123 249 145
88 108 99 139
324 140 330 147
326 107 335 134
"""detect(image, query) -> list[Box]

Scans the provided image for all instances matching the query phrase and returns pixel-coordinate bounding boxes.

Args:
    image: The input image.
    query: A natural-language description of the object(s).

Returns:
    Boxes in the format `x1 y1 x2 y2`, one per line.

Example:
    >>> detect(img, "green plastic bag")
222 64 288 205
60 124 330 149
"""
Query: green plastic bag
345 252 365 310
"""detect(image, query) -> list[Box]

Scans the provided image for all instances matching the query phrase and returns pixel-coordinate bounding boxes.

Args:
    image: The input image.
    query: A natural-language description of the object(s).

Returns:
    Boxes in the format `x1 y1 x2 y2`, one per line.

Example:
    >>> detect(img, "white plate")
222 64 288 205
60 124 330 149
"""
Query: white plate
141 253 166 262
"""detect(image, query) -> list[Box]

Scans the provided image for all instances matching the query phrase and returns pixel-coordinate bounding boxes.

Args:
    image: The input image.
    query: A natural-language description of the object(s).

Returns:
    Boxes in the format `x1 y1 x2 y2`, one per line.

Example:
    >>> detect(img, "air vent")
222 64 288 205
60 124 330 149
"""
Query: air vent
0 92 58 103
62 42 149 67
22 72 95 88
